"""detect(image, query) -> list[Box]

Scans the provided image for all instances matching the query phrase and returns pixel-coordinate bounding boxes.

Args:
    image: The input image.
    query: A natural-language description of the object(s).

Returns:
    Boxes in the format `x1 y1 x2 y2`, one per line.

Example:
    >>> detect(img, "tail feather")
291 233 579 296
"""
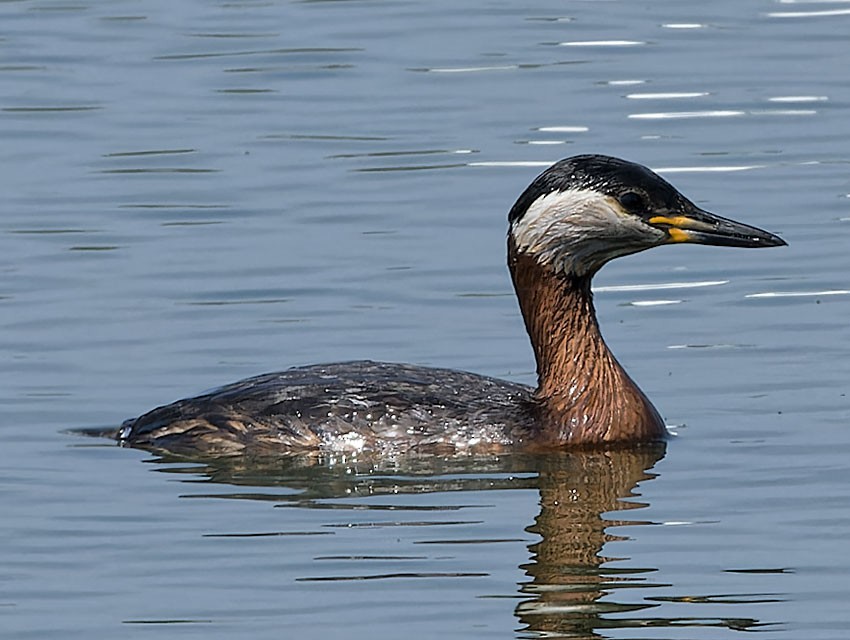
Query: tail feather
65 425 121 440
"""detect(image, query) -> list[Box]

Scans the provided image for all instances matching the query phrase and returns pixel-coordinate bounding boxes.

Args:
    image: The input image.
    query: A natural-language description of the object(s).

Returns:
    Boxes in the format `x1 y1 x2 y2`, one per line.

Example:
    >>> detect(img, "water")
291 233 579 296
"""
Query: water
2 0 849 637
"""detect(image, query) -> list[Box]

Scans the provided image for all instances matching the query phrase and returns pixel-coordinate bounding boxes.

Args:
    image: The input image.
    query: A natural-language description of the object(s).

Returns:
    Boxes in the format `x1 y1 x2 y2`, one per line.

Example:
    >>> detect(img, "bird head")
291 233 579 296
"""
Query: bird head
508 155 786 277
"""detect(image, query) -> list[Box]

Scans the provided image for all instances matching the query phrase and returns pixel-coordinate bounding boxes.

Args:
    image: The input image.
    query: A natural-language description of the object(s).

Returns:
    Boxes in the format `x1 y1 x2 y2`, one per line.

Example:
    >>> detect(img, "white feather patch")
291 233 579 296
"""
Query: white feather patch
510 188 665 275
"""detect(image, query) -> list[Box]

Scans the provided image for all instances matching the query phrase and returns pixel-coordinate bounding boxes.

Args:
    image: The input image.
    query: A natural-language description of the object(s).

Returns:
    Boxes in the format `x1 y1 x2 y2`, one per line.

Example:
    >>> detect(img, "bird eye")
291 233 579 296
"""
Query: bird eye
618 191 645 212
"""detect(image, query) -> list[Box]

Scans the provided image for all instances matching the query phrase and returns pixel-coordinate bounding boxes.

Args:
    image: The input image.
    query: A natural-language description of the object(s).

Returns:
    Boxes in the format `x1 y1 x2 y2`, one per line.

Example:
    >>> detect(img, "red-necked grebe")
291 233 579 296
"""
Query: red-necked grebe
118 154 785 455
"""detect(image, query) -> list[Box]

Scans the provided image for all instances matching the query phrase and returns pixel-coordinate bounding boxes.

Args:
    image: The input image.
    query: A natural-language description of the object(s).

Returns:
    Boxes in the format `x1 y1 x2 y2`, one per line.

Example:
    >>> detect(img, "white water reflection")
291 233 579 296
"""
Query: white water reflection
746 290 850 298
656 165 764 173
629 110 746 119
423 65 519 73
750 109 818 116
468 160 554 167
594 280 728 293
626 92 710 99
768 8 850 17
559 39 645 47
534 126 590 133
632 109 818 120
768 96 828 102
626 299 683 307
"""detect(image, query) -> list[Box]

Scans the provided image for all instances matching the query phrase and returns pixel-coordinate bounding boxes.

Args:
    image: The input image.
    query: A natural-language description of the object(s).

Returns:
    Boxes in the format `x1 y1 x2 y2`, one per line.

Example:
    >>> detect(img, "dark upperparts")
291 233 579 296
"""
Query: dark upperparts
509 154 690 225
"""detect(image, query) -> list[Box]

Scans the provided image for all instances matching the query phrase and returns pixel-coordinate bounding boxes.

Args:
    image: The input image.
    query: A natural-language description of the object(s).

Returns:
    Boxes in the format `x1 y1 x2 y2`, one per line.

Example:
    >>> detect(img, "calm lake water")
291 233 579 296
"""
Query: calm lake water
3 0 850 638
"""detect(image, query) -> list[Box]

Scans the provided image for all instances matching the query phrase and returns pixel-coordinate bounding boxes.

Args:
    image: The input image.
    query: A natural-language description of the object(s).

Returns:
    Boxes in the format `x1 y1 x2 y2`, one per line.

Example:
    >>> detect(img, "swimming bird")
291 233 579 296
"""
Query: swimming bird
118 154 785 456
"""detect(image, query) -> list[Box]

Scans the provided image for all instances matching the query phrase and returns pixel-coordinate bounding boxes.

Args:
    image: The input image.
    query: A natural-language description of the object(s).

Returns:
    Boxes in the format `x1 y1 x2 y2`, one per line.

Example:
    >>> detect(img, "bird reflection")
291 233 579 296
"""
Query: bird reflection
138 445 771 636
517 446 664 638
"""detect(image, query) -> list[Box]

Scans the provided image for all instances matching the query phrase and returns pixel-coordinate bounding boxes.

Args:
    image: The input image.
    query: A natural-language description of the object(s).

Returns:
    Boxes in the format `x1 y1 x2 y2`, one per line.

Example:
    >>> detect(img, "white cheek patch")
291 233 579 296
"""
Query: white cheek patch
510 188 665 275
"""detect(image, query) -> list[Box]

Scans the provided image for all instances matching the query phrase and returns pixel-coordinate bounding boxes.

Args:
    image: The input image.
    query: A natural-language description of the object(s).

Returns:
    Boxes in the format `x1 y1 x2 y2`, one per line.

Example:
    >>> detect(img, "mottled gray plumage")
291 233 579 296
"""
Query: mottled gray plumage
120 361 537 456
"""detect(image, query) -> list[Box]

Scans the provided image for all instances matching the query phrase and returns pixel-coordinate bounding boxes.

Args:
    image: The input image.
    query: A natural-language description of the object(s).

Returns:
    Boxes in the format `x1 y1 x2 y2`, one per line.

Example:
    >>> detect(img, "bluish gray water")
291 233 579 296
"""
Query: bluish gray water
2 0 849 638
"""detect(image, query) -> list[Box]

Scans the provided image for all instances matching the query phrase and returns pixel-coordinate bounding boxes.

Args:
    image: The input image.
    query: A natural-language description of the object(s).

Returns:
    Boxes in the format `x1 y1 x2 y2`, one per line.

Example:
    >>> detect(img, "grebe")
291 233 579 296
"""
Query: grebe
118 155 785 456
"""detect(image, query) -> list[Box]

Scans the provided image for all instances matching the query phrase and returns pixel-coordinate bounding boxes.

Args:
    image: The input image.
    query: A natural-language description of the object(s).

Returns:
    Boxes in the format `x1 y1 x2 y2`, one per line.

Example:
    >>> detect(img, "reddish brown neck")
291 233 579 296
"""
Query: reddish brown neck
508 240 666 445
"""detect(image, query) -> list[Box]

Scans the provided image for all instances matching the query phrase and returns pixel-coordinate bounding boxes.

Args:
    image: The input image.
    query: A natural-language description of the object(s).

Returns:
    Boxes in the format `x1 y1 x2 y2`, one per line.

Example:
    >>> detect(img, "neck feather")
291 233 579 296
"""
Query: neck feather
508 239 666 445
